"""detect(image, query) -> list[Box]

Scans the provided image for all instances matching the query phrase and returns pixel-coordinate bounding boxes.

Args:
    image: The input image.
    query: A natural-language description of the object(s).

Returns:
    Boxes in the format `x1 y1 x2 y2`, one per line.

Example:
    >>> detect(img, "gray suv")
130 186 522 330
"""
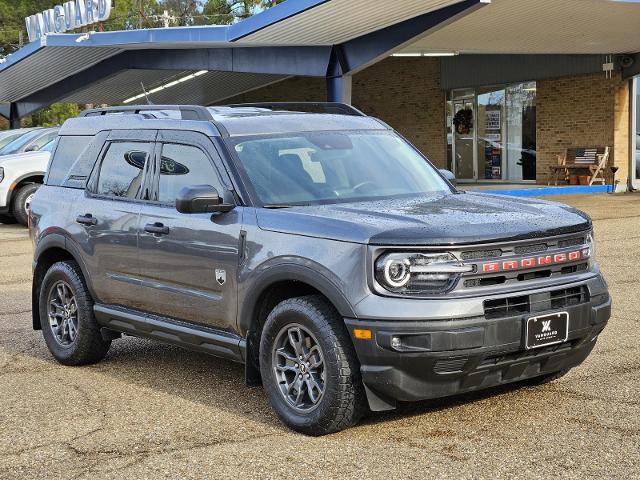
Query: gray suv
30 104 611 435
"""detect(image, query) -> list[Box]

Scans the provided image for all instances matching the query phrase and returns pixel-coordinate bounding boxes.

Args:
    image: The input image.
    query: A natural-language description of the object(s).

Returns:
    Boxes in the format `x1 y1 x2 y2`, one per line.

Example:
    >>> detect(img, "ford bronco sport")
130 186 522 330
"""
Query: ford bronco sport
30 103 611 435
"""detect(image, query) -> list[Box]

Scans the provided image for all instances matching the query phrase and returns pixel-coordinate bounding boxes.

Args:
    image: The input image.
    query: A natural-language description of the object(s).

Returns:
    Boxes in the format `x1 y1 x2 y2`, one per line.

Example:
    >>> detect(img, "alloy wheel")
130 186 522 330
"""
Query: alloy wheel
272 324 326 412
24 193 34 214
47 280 79 347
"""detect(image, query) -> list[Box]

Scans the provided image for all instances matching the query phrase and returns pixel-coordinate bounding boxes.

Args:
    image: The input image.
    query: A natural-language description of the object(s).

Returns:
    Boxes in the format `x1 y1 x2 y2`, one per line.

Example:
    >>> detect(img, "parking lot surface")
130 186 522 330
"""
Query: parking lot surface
0 194 638 479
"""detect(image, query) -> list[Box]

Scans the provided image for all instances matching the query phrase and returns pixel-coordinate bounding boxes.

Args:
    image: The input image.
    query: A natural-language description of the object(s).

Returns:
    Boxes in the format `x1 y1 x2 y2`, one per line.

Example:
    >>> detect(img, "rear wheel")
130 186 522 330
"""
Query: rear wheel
39 260 111 366
260 295 366 436
11 183 39 226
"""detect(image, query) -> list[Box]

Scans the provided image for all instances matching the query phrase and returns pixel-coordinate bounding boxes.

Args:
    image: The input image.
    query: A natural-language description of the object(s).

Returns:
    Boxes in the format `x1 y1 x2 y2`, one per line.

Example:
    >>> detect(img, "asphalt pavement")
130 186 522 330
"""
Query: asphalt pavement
0 193 638 479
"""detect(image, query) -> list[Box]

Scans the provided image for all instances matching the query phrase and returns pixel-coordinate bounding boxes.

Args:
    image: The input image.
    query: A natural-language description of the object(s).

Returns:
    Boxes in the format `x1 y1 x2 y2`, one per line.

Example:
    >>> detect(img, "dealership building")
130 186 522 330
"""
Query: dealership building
2 0 640 189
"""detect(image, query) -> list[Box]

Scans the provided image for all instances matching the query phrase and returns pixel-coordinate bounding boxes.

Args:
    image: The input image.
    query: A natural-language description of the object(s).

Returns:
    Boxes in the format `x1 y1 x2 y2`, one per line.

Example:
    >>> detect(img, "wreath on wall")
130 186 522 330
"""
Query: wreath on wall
453 108 473 135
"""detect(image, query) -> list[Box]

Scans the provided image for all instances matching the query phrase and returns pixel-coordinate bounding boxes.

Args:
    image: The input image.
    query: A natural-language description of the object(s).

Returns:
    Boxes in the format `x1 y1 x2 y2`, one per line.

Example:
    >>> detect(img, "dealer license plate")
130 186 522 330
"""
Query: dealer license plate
525 312 569 350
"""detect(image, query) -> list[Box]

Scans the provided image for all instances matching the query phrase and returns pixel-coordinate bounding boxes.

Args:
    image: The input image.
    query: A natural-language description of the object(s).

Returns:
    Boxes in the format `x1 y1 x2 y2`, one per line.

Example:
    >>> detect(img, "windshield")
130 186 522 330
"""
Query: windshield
0 131 26 151
40 139 57 153
0 129 43 155
231 130 452 206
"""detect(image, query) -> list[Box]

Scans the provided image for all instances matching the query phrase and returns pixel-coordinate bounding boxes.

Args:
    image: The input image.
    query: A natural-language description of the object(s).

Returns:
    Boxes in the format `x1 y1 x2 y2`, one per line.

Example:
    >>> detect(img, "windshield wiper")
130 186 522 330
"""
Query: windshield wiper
263 204 295 209
263 203 309 209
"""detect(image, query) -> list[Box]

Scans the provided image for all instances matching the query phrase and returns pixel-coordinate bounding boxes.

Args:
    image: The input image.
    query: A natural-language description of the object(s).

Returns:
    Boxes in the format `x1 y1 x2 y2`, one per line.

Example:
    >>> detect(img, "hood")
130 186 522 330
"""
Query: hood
255 192 592 245
0 150 50 168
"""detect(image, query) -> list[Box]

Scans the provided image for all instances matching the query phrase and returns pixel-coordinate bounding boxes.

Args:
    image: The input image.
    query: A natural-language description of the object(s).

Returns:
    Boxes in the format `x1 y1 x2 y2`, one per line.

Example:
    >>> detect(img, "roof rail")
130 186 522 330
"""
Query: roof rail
79 105 214 121
224 102 366 117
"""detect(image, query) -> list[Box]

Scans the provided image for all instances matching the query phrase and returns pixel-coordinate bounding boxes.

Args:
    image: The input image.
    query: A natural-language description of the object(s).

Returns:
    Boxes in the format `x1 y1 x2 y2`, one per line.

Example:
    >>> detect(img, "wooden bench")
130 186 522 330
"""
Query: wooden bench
548 146 610 186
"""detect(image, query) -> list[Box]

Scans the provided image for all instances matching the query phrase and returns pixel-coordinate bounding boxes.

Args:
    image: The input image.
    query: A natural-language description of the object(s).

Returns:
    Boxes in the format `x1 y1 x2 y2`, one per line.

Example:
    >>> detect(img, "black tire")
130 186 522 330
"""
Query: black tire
260 295 366 436
39 260 111 366
0 214 16 224
523 368 570 387
11 183 39 226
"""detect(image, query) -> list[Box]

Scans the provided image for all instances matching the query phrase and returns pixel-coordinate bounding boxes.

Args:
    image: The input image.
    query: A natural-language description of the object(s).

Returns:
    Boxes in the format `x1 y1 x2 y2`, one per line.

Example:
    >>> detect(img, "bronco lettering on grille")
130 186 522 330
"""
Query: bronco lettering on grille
481 250 584 273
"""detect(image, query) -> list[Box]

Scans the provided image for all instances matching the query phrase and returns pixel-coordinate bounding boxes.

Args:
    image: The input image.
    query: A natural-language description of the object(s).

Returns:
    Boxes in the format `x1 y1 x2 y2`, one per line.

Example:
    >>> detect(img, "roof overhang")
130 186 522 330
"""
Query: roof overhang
398 0 640 55
0 0 481 118
3 0 640 121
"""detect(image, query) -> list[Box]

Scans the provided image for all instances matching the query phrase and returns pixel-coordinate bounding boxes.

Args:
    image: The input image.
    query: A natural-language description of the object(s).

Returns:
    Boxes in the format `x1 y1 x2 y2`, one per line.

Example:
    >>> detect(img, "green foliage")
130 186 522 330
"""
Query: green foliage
105 0 163 31
27 103 81 127
0 1 59 55
202 0 234 24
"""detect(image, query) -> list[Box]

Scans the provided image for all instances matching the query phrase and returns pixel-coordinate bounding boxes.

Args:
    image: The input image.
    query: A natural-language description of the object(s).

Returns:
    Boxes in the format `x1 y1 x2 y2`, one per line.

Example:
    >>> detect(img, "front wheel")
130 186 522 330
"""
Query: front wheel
260 295 366 436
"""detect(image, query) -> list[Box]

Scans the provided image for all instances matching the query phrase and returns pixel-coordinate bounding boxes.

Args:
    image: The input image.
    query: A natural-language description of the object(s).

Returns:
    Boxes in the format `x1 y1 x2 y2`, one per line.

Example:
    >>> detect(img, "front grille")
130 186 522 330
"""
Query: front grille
467 261 588 290
484 286 589 320
550 286 588 309
461 249 502 260
457 232 591 292
514 243 548 255
484 295 529 319
558 236 586 248
464 276 506 288
479 340 578 367
434 357 468 374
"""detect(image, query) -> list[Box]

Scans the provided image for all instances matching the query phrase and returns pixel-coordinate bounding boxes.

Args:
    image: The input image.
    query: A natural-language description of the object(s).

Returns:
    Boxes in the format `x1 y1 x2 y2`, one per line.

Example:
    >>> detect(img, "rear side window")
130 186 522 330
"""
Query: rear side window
47 136 92 186
96 142 150 199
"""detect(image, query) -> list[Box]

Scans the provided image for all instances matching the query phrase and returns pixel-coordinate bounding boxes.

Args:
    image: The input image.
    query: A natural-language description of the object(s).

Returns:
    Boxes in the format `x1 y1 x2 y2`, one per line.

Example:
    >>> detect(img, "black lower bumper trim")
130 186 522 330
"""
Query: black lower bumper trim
345 297 610 410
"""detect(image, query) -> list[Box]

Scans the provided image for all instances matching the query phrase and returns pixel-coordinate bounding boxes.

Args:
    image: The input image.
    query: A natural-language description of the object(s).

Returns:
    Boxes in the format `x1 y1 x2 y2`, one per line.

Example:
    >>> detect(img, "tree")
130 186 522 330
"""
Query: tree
27 103 80 127
105 0 163 30
202 0 286 24
202 0 234 24
0 1 60 55
159 0 204 26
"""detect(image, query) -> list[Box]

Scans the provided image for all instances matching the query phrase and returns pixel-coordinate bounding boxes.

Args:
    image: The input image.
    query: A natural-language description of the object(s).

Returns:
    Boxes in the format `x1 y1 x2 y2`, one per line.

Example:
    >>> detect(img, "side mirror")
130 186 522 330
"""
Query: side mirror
439 169 457 186
176 185 234 214
25 145 40 152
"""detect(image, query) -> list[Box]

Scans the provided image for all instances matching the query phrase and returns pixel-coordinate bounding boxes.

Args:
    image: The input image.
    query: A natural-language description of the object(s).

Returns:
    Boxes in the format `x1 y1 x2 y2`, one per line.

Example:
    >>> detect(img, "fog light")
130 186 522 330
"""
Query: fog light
390 336 402 350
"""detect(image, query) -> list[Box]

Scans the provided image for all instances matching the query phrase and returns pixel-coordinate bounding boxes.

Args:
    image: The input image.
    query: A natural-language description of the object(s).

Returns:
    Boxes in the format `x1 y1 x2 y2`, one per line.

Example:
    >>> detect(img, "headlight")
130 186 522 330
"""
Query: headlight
375 252 473 295
0 167 4 183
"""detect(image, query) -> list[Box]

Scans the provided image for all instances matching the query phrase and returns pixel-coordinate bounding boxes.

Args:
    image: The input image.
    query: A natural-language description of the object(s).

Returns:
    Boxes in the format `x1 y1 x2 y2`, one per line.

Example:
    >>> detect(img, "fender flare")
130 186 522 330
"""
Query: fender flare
238 262 357 338
32 232 96 330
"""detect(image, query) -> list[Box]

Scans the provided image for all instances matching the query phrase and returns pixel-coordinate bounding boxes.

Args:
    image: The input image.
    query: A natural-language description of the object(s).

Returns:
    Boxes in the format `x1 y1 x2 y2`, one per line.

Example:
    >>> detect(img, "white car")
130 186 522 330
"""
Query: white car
0 139 56 225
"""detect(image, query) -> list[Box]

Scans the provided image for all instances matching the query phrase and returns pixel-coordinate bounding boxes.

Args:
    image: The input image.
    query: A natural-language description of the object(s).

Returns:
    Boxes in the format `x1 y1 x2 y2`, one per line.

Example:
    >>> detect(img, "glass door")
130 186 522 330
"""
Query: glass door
447 82 537 183
477 87 505 180
452 89 476 180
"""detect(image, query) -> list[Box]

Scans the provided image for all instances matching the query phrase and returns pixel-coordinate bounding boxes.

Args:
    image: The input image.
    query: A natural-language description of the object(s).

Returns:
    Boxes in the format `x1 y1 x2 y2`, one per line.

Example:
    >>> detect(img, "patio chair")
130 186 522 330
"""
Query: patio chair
549 146 610 186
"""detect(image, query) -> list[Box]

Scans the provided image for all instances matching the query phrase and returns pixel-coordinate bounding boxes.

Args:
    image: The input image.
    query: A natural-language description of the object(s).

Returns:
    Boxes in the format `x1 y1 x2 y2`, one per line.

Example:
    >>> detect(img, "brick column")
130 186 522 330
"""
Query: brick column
613 77 630 190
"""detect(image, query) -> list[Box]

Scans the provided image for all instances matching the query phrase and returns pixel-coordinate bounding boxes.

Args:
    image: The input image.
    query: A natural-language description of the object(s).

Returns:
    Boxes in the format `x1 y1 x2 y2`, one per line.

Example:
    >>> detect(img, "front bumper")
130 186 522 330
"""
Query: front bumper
345 277 611 410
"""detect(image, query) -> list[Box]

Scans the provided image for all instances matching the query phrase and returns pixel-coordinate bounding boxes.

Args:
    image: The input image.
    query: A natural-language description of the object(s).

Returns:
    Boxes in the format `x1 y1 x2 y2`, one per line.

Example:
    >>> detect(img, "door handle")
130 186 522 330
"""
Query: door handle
76 214 97 226
144 222 170 235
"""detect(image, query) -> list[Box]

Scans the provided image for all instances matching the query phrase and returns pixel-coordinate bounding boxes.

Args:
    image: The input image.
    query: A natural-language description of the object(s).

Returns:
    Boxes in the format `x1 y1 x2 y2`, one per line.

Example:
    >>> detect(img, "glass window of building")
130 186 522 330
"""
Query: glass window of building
446 81 536 182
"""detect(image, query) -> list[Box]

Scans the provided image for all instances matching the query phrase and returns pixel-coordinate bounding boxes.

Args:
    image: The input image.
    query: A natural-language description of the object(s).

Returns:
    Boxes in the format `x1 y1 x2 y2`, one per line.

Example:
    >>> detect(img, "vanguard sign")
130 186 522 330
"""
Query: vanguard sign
25 0 112 43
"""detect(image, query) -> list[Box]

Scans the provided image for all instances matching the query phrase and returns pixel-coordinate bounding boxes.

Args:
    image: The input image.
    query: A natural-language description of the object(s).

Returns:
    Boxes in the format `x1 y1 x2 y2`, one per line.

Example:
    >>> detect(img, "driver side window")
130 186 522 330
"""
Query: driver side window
157 143 223 205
